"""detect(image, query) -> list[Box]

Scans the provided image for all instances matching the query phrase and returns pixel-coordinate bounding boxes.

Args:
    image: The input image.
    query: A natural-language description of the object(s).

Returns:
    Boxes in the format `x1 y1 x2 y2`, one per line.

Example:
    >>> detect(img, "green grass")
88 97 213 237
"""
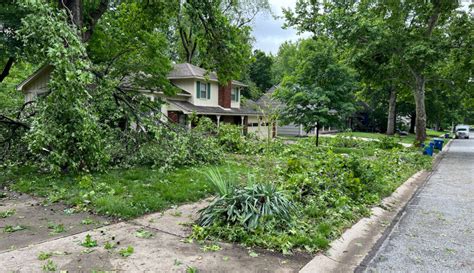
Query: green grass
0 162 250 219
337 130 448 144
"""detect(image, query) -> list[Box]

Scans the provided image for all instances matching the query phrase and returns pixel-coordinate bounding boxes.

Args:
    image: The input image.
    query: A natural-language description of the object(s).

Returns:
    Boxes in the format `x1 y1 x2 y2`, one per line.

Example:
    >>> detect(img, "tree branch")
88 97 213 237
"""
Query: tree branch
0 57 14 83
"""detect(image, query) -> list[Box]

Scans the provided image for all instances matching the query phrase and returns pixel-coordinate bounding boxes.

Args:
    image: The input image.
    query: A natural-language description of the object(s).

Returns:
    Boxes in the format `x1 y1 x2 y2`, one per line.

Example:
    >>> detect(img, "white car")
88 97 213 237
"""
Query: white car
455 125 470 139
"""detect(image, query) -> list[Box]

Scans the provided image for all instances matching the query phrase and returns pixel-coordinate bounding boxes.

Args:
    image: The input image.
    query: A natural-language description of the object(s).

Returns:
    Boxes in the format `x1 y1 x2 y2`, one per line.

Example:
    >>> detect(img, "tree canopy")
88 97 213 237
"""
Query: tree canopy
285 0 473 144
275 38 357 136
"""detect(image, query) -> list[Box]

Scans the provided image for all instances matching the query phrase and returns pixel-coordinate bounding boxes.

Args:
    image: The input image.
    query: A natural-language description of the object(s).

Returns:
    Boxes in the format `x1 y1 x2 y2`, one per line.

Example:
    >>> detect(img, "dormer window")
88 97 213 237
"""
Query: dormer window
231 87 239 102
196 81 211 99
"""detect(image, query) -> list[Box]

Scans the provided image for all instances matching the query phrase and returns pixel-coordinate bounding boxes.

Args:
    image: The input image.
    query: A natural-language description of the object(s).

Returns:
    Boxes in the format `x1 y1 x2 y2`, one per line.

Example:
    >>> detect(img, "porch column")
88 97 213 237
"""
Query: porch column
216 115 221 127
241 116 245 135
299 124 303 136
187 115 192 131
274 120 278 137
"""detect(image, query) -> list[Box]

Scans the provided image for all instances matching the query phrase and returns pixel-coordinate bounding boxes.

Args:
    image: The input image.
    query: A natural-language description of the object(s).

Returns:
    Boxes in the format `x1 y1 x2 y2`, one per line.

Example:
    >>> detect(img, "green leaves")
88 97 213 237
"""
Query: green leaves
81 234 98 248
276 38 356 131
198 181 295 230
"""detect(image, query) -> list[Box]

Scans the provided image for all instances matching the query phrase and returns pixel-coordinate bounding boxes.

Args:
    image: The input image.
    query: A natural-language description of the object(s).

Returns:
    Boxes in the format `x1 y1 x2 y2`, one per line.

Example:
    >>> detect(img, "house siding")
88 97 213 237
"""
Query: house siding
23 68 52 102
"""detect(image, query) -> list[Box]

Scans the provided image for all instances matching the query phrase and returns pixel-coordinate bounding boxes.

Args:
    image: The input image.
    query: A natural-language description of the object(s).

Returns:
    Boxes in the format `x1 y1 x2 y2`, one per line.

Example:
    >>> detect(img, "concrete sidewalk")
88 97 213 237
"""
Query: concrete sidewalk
362 136 474 272
0 193 307 272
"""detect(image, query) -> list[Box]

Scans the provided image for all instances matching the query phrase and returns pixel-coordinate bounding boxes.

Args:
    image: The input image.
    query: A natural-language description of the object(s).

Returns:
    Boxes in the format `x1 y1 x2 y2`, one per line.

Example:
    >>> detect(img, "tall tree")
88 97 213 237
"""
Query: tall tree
176 0 269 83
272 41 298 84
248 49 274 94
275 38 356 146
285 0 470 144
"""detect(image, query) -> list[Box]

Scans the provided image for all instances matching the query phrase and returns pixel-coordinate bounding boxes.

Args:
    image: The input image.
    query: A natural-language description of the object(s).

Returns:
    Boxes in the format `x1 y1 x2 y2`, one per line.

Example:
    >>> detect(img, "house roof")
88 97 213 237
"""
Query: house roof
168 63 247 87
16 65 53 91
168 100 261 116
254 85 284 112
17 63 248 91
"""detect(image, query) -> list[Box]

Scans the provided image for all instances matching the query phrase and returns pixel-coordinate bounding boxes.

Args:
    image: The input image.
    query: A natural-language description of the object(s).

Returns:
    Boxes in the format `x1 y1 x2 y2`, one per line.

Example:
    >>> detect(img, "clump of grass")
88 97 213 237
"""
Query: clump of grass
0 209 15 218
4 225 25 233
118 246 134 257
80 234 97 248
48 223 65 235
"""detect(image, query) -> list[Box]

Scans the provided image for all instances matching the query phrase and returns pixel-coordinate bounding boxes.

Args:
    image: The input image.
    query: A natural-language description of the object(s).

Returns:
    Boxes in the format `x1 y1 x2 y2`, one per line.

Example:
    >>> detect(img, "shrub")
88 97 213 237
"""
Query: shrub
198 171 295 230
216 124 245 152
377 136 403 149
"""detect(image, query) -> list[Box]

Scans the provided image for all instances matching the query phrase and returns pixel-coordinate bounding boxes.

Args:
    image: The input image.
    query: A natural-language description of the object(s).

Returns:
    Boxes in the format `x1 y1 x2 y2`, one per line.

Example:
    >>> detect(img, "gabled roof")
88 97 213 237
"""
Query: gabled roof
16 65 53 91
17 63 248 92
255 85 284 111
168 63 247 87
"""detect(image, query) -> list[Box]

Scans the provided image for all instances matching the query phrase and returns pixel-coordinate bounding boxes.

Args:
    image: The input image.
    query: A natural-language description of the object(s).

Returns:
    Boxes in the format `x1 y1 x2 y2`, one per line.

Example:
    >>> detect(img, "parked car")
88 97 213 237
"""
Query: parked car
455 125 470 139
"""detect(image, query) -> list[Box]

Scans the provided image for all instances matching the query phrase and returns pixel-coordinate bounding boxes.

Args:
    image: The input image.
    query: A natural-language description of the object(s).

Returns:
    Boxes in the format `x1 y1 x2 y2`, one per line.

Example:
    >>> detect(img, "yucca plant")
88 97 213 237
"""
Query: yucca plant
198 182 295 230
205 168 235 197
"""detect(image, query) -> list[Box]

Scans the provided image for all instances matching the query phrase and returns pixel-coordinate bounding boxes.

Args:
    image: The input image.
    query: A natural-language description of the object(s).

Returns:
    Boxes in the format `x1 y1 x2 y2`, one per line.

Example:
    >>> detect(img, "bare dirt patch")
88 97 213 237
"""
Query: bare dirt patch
0 190 110 253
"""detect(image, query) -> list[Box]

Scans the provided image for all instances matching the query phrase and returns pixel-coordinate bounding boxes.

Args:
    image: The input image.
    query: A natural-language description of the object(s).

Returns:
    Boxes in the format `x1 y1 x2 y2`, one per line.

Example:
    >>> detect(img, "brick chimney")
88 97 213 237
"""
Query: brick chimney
218 81 232 108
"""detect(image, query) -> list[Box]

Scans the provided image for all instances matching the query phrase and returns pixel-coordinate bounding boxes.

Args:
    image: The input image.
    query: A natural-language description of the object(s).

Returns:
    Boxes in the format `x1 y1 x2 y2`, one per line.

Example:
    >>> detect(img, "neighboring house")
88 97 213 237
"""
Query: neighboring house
254 85 334 137
17 63 271 137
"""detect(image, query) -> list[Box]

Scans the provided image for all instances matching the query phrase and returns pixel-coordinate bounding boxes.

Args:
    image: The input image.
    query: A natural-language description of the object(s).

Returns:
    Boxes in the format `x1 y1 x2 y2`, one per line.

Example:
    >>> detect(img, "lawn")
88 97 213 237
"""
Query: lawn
0 162 251 219
337 129 449 144
0 135 433 255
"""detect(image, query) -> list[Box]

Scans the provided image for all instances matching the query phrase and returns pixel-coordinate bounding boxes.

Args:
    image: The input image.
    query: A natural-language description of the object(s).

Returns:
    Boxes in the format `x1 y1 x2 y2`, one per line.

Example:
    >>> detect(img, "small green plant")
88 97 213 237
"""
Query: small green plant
186 266 198 273
170 210 182 217
248 250 259 258
48 223 65 235
81 217 94 225
42 260 57 272
104 241 115 250
4 225 25 233
201 244 221 252
81 234 98 248
135 229 153 239
38 252 52 261
118 246 134 257
0 209 15 218
174 259 183 266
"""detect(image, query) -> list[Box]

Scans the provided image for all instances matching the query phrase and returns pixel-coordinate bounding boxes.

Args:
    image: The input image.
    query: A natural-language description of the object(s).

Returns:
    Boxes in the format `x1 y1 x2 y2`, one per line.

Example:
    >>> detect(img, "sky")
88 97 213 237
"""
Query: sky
251 0 309 54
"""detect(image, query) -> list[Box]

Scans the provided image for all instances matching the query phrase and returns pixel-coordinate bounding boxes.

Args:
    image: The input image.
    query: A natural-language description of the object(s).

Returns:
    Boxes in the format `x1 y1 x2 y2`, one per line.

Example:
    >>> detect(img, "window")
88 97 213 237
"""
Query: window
231 87 239 102
196 81 211 99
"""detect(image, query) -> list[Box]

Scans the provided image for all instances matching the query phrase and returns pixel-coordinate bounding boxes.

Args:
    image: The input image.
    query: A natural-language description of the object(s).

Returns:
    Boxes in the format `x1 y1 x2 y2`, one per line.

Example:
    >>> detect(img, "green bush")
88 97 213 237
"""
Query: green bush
197 170 295 230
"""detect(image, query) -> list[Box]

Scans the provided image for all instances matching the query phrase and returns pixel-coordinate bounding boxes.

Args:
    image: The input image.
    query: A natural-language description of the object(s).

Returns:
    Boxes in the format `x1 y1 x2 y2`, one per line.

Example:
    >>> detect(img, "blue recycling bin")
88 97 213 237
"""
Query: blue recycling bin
423 146 433 156
433 138 444 151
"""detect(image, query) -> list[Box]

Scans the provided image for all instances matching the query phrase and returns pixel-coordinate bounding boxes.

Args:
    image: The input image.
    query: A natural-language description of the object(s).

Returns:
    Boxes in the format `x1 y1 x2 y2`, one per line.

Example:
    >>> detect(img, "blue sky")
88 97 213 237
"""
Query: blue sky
251 0 309 54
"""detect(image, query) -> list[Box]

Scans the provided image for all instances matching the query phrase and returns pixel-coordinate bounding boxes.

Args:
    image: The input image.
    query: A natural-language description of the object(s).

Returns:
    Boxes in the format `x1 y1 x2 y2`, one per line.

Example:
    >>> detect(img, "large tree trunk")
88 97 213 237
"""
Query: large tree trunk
386 87 397 135
409 112 416 134
59 0 108 42
60 0 83 30
413 74 427 145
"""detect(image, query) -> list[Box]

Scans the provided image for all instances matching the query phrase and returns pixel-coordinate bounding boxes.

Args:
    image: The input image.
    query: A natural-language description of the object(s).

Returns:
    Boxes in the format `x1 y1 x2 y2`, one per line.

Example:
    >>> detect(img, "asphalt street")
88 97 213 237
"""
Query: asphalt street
365 134 474 272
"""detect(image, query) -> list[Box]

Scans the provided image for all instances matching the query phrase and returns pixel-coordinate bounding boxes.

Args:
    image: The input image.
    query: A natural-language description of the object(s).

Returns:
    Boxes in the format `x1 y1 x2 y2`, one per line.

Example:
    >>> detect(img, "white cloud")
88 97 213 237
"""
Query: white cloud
251 0 310 54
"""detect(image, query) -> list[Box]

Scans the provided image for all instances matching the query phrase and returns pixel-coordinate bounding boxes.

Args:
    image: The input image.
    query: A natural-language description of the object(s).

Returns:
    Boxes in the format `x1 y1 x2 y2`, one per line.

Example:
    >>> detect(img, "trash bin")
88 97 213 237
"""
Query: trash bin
433 138 444 151
444 133 450 139
423 146 433 156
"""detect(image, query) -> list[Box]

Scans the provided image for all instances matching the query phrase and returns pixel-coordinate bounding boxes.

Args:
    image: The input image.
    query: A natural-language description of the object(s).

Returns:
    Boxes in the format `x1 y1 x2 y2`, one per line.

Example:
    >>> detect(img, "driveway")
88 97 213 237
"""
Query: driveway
362 134 474 272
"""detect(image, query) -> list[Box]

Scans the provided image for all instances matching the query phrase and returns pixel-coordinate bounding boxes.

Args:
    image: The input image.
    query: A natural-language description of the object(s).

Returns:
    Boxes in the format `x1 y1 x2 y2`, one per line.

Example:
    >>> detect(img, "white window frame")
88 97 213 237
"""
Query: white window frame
231 87 239 102
200 82 208 99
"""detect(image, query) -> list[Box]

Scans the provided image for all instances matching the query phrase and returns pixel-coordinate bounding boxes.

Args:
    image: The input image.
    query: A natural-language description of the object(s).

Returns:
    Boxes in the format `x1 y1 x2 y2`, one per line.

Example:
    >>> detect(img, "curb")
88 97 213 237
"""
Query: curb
299 140 452 273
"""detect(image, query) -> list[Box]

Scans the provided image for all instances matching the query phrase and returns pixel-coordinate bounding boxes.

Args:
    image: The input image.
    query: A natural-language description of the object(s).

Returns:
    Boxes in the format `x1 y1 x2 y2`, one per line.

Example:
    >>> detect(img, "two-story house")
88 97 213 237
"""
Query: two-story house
16 63 269 137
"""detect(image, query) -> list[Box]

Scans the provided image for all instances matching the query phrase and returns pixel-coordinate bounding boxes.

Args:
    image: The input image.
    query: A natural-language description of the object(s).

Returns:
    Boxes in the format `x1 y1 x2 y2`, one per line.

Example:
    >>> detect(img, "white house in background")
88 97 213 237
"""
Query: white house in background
16 63 271 138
